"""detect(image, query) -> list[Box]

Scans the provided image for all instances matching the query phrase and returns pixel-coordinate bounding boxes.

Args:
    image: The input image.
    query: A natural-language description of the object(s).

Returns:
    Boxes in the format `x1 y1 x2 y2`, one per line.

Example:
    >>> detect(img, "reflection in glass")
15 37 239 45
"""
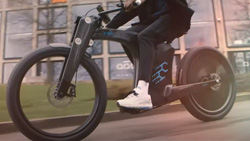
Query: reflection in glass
38 7 67 30
222 0 250 47
187 0 214 22
228 51 250 74
38 33 67 48
185 22 217 49
171 39 179 49
3 63 16 83
185 0 217 49
6 10 33 34
222 0 250 21
7 0 32 8
36 59 103 82
72 4 99 20
109 41 124 54
225 20 250 47
109 57 134 80
5 10 33 58
5 33 33 58
4 63 32 84
72 4 99 30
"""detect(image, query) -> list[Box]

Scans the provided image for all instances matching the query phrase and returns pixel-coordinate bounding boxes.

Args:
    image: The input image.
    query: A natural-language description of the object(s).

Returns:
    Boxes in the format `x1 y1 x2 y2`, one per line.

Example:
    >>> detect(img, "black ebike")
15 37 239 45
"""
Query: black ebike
6 1 236 141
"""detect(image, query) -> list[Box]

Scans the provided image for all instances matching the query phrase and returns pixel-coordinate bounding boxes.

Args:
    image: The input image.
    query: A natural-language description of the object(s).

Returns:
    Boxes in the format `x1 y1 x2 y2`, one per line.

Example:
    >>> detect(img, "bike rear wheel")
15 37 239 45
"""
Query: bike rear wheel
178 47 236 122
6 47 107 141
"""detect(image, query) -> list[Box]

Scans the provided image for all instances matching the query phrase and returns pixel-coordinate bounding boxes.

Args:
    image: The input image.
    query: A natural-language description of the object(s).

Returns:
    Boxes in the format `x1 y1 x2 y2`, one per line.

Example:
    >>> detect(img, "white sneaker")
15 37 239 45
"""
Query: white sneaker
117 88 153 110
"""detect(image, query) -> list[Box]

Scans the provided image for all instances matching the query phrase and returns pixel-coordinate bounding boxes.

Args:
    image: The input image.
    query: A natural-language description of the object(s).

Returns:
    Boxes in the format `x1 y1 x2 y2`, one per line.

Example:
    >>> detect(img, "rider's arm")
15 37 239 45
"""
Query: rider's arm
106 9 139 29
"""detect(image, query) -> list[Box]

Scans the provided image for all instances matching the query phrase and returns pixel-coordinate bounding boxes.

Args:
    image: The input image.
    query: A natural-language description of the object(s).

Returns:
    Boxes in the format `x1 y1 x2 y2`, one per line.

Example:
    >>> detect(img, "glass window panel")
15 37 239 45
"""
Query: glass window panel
6 10 33 34
4 63 32 83
225 21 250 47
72 4 99 20
184 0 217 49
3 63 16 83
222 0 250 47
38 33 67 48
54 33 67 43
38 7 67 30
39 9 47 28
36 62 59 82
109 41 124 54
171 39 179 50
185 22 217 49
7 0 32 8
94 58 103 71
222 0 250 21
109 57 134 80
228 51 250 74
36 59 103 82
5 33 33 58
39 0 50 5
187 0 214 22
0 0 3 9
86 40 103 55
5 10 33 59
37 35 47 48
74 59 103 81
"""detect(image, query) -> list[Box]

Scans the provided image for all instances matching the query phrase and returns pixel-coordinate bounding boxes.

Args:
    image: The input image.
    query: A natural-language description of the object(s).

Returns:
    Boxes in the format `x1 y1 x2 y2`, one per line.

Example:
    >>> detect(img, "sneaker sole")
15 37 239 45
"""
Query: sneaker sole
117 102 152 110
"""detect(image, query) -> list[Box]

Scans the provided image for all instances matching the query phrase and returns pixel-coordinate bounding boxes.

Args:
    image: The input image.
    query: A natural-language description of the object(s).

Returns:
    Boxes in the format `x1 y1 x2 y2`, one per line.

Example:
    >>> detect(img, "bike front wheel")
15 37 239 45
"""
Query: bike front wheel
6 47 107 141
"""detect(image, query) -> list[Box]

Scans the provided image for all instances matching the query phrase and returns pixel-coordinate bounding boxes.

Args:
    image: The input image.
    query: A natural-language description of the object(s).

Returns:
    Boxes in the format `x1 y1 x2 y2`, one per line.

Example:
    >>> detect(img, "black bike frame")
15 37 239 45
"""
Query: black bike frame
56 10 141 97
56 6 219 104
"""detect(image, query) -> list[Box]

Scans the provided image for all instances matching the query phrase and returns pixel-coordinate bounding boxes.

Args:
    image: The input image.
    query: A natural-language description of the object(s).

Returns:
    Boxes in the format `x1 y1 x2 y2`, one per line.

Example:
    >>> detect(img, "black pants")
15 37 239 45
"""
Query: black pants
123 14 182 82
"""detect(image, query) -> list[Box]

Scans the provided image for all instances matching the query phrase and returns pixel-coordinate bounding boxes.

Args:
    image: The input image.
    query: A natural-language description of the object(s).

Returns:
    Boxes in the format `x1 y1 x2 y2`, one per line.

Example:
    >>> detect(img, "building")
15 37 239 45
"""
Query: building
0 0 249 83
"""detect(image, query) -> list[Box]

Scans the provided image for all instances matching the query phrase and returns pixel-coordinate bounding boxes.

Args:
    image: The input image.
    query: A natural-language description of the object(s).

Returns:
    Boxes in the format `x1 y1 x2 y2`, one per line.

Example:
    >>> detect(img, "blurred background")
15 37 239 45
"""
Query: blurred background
0 0 249 121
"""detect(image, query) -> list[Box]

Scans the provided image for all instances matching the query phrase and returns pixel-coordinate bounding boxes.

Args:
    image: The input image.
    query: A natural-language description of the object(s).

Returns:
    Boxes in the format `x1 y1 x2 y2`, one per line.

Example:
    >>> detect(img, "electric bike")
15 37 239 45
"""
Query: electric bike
6 1 236 140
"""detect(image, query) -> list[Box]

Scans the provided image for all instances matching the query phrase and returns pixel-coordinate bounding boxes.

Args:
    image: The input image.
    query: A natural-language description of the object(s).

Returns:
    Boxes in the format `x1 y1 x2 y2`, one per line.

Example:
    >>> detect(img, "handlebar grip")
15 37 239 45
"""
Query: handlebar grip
97 5 111 24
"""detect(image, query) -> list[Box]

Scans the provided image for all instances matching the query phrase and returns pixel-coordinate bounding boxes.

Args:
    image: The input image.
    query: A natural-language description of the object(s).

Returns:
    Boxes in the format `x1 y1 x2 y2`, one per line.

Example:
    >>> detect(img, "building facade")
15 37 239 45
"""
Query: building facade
0 0 249 83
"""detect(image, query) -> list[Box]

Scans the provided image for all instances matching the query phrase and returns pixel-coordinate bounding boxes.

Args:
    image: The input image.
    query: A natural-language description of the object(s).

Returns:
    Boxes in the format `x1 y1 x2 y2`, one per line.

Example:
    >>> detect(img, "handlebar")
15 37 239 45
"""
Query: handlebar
96 0 124 24
96 0 142 24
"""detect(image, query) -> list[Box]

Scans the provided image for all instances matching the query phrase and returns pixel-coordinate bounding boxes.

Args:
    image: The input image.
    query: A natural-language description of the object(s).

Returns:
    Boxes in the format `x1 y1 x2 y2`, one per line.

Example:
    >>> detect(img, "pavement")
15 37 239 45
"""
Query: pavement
0 92 249 135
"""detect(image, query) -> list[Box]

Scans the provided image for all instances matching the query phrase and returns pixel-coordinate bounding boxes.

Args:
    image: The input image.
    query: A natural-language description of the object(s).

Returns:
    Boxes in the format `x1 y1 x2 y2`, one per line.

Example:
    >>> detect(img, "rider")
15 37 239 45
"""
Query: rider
107 0 194 110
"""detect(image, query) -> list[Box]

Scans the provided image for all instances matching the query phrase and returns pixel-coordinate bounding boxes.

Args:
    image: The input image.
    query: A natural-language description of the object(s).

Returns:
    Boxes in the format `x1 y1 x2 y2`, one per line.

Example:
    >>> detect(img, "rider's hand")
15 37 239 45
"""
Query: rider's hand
125 0 146 12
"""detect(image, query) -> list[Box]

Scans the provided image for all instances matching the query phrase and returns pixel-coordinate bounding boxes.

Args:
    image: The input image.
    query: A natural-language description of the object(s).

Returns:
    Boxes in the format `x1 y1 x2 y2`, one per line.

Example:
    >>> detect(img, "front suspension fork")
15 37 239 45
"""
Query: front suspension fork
55 16 100 98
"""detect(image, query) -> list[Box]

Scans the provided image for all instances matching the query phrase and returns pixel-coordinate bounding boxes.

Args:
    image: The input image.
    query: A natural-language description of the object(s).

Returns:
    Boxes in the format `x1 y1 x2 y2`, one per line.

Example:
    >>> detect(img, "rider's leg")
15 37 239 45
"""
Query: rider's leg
122 24 148 64
118 14 184 109
117 24 153 110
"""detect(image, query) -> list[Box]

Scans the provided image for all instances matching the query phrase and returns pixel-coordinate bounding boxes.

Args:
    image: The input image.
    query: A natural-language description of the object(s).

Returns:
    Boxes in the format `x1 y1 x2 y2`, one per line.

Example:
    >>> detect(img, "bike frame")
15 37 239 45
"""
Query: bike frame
55 6 219 105
55 8 141 98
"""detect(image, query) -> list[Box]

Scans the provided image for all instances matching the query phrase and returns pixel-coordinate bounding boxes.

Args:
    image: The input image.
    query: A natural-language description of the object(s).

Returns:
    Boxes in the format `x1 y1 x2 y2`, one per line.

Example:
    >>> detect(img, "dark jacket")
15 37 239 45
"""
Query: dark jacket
107 0 194 32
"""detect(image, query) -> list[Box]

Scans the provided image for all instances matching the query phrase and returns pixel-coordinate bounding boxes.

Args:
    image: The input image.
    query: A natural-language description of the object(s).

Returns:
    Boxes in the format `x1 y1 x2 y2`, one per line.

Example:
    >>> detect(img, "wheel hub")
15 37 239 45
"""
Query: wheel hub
47 83 76 108
201 73 222 91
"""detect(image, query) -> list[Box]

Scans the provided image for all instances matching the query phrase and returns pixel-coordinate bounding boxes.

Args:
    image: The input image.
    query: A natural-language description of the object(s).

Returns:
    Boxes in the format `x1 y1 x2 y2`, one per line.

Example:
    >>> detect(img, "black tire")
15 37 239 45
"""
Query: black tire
177 47 236 122
6 47 107 141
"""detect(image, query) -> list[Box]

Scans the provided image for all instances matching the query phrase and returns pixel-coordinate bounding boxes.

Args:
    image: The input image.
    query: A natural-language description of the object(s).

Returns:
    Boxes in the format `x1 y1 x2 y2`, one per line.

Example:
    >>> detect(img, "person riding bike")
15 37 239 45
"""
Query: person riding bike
107 0 194 110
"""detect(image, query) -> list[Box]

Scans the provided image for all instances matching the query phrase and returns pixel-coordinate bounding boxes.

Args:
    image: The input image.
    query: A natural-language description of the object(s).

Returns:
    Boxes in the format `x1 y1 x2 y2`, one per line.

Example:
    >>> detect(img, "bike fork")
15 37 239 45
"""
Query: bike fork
55 16 100 98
